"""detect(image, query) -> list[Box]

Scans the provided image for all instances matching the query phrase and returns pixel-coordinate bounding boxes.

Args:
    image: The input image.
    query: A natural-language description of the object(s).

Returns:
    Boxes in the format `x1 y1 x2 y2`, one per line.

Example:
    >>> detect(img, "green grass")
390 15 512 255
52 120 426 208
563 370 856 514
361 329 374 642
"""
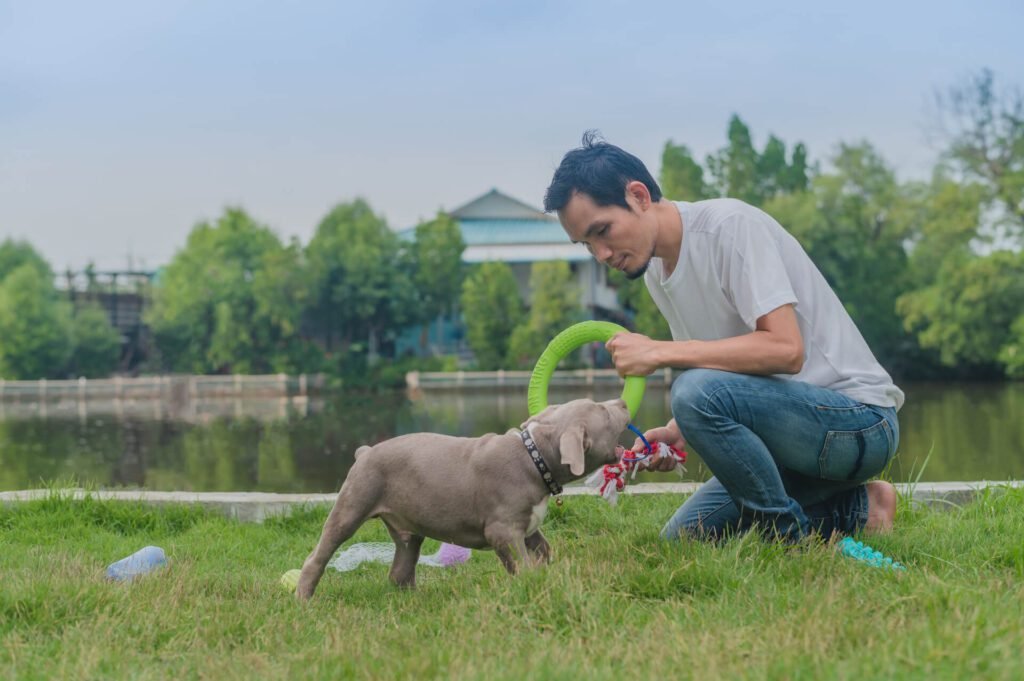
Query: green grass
2 490 1024 680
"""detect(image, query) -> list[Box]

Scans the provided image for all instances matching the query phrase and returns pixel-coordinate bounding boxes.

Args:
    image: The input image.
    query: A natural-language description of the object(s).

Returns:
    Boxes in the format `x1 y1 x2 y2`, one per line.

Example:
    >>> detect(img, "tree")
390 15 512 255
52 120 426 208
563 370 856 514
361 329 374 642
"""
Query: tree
897 250 1024 375
69 304 122 378
0 264 73 379
757 134 789 199
660 142 711 201
147 208 309 374
766 143 915 368
606 269 671 341
507 261 581 368
707 115 762 204
782 143 810 194
250 239 319 373
460 262 524 369
410 212 466 348
700 115 810 206
306 200 416 367
0 239 52 284
934 69 1024 245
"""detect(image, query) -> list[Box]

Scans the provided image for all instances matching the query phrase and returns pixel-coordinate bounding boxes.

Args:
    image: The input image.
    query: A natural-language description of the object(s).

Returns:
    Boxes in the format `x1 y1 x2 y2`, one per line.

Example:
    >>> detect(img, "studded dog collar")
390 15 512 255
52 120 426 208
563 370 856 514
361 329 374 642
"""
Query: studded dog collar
520 427 562 497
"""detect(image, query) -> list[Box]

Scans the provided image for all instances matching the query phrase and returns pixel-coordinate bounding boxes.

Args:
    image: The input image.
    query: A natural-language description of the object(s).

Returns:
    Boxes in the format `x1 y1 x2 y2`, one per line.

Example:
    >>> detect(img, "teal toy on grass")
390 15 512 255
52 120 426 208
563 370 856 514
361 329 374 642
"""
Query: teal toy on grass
839 537 906 571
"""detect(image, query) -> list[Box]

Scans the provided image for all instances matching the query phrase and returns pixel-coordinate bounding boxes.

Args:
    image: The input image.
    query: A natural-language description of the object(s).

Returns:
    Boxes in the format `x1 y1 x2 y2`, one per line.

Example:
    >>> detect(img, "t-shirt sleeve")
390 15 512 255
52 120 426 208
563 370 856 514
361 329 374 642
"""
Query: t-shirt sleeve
719 213 798 329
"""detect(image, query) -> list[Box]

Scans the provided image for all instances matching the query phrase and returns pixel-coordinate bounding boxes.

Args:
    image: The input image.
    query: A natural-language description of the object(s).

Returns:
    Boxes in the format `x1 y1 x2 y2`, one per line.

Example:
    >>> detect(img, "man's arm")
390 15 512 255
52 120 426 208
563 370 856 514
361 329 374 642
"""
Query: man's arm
605 304 805 377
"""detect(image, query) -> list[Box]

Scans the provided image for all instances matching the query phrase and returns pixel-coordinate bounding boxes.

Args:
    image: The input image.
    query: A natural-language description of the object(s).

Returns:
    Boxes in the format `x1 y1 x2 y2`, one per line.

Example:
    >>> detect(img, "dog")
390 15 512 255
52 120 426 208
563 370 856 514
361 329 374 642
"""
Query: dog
295 398 630 600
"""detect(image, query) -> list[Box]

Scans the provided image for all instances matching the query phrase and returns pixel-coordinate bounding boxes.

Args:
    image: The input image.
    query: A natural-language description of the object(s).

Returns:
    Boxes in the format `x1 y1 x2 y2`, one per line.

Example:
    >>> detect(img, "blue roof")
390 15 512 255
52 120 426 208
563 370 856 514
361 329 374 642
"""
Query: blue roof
398 189 567 247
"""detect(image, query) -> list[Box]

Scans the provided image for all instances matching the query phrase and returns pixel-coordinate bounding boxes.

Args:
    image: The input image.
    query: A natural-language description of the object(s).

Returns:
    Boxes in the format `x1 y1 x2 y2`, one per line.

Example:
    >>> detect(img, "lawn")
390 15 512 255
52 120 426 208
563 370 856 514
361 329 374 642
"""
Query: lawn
2 488 1023 680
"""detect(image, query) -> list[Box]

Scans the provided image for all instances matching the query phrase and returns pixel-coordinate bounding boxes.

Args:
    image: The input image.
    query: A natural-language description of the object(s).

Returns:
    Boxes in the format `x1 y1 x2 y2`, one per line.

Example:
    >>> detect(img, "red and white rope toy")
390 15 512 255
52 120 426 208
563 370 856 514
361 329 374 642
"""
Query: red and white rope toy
584 440 687 506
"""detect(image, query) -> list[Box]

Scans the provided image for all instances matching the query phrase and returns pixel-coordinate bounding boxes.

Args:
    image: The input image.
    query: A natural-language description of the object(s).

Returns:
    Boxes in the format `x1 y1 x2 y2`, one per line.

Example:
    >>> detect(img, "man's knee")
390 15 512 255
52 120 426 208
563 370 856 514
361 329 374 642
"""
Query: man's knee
671 368 734 428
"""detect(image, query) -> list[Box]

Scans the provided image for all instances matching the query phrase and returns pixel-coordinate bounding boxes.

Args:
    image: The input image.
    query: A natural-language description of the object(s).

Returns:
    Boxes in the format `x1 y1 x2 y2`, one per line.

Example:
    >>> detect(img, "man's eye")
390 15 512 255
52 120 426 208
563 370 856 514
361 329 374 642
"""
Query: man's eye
599 225 610 236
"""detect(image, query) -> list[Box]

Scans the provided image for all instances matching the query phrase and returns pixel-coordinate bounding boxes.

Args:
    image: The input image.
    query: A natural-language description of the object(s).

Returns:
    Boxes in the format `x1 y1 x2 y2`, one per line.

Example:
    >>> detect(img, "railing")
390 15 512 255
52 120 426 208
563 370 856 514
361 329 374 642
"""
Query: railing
406 367 675 390
0 374 326 401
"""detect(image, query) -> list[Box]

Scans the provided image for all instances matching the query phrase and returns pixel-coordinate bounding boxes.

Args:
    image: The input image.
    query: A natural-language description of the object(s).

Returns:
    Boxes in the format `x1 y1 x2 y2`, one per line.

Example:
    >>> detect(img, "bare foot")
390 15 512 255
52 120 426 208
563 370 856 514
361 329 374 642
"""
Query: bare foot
864 480 897 534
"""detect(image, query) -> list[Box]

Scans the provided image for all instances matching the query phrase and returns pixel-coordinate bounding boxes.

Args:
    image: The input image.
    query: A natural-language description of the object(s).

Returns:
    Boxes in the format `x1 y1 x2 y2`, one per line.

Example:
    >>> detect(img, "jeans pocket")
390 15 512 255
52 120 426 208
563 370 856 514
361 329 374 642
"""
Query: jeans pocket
817 418 894 481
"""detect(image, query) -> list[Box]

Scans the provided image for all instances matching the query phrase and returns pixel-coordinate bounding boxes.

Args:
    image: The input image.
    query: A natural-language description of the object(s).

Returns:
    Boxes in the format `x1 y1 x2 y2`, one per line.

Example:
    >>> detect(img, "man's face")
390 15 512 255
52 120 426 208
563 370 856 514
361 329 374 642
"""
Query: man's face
558 189 656 280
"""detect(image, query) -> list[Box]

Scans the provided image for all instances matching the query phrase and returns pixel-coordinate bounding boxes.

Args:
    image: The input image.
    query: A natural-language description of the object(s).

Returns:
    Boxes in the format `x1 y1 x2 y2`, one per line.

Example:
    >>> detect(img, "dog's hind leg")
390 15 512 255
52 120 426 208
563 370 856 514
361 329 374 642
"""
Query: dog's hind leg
296 484 377 600
382 520 424 588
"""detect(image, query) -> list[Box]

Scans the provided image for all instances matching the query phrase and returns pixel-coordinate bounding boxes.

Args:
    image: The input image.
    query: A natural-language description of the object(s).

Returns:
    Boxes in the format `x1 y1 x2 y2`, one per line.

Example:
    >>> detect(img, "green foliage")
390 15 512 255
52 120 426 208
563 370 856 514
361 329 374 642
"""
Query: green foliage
998 316 1024 378
306 200 416 367
897 250 1024 371
68 304 122 378
606 269 672 340
704 115 810 205
0 264 73 379
766 142 916 368
0 239 52 284
936 69 1024 244
146 208 314 374
460 262 524 369
411 212 466 322
660 141 711 200
507 261 581 368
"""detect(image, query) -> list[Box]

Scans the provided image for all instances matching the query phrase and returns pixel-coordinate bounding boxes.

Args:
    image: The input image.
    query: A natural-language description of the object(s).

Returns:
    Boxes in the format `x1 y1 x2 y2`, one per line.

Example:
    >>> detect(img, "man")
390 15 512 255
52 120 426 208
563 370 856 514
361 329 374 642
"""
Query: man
544 133 903 542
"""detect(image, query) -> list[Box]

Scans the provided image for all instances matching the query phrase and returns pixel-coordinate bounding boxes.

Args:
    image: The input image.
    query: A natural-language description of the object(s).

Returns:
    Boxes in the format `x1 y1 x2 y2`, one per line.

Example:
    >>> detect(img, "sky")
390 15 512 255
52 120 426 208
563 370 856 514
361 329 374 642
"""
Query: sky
2 0 1023 272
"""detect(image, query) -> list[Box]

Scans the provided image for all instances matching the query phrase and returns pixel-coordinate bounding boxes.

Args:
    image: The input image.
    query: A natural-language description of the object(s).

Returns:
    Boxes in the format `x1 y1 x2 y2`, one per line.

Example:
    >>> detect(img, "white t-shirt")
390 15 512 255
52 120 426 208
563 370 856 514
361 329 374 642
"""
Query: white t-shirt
644 199 904 410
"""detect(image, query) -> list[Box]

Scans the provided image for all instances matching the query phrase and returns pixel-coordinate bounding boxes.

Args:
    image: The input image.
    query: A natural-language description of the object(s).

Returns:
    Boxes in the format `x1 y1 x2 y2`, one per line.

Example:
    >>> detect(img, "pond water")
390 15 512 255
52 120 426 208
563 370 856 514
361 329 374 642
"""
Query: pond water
0 382 1020 493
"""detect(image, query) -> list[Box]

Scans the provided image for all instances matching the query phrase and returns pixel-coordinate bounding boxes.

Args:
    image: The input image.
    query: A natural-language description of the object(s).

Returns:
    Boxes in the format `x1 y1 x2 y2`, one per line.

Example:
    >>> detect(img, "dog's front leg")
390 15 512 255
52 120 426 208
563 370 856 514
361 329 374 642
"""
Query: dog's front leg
525 530 552 564
485 524 531 575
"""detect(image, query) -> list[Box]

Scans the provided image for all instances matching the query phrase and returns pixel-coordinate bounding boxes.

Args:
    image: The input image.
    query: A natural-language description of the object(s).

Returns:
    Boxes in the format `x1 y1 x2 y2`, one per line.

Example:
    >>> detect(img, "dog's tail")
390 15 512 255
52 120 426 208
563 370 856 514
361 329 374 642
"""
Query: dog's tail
353 445 372 461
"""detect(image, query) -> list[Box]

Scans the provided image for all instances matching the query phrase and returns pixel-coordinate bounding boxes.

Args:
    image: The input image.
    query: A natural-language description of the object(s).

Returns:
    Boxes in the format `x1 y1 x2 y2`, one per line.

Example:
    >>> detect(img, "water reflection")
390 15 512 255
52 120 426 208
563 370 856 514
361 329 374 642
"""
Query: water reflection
0 383 1020 492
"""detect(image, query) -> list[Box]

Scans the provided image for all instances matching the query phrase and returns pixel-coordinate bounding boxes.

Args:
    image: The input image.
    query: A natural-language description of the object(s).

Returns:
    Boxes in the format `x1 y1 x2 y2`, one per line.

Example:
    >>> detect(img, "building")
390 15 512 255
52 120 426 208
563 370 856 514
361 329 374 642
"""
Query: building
395 189 625 360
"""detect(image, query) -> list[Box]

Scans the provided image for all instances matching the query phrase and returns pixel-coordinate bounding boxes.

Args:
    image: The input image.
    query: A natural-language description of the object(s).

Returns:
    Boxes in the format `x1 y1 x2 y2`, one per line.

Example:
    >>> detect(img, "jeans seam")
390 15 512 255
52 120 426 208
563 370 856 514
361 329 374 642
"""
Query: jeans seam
700 382 857 412
697 498 736 525
697 385 776 509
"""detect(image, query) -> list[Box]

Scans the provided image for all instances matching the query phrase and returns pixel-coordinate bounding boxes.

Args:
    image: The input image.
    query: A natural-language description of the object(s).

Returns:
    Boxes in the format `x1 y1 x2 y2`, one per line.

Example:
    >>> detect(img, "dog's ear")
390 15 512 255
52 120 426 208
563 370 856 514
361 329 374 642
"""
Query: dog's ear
558 422 587 476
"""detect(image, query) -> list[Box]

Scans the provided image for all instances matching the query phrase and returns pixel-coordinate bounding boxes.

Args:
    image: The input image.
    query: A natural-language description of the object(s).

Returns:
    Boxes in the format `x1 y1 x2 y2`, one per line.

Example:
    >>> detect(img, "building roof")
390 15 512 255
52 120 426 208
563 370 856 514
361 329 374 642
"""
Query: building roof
401 188 590 262
450 188 553 221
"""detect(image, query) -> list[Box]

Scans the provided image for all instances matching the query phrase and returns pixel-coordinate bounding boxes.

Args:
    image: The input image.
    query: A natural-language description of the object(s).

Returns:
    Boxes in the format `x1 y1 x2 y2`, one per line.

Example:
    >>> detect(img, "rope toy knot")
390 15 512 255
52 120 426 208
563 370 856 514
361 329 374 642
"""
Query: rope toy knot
584 425 687 506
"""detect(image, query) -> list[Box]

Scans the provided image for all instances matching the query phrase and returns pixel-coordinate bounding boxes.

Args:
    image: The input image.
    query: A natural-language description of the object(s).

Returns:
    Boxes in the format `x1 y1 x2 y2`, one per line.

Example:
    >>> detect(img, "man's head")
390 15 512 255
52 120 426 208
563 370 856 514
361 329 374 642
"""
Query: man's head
544 132 662 280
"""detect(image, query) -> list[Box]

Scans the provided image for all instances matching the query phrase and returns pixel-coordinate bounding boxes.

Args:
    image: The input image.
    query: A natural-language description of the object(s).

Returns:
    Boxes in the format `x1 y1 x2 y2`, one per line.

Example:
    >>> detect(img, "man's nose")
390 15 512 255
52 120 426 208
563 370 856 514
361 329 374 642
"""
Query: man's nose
593 243 613 263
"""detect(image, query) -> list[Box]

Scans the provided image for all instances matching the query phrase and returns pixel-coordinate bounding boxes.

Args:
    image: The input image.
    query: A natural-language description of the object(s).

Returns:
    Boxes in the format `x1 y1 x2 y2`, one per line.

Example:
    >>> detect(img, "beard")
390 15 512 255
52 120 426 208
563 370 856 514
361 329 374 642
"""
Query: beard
623 246 656 280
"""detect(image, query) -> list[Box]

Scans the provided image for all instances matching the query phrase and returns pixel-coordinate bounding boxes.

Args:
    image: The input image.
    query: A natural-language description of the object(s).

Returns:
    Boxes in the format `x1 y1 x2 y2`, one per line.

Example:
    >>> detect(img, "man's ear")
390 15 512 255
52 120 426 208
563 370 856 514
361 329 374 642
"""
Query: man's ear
558 422 587 476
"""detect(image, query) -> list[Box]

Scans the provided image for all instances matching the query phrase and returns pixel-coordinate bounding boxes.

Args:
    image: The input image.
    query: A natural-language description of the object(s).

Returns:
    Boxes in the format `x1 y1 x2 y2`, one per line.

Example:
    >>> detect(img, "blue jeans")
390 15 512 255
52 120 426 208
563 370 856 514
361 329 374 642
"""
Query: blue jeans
661 369 899 543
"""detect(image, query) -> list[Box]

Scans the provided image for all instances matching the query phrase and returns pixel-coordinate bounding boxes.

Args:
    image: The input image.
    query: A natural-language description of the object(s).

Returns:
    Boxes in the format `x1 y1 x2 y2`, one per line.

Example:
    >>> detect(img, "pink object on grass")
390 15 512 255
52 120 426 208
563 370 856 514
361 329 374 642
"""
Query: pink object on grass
437 542 472 566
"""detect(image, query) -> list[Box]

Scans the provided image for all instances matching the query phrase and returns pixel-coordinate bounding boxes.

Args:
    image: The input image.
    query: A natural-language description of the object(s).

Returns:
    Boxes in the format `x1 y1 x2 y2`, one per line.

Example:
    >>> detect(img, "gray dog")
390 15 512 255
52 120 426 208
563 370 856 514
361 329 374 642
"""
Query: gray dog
295 398 630 600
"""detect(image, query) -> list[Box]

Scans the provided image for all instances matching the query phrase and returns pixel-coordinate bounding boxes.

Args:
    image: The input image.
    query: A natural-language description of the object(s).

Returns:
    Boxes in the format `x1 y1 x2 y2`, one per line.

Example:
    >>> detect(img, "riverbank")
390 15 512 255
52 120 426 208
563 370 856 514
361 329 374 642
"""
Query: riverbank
3 488 1023 679
2 481 1022 522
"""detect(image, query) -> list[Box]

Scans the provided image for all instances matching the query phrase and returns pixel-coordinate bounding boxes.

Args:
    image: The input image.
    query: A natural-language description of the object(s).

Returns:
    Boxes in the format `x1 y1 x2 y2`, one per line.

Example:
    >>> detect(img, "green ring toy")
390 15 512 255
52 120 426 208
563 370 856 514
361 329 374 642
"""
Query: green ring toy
527 321 646 419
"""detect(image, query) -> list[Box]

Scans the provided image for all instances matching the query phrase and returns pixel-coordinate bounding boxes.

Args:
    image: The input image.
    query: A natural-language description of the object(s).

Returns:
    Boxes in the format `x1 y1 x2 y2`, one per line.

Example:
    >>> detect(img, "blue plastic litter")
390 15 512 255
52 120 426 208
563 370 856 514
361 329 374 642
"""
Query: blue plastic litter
106 546 167 581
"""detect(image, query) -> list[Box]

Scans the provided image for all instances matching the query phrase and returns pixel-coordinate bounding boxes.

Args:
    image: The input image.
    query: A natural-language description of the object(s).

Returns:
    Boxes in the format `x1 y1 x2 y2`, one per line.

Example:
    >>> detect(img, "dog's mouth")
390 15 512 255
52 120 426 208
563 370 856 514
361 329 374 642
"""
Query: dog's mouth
613 445 626 462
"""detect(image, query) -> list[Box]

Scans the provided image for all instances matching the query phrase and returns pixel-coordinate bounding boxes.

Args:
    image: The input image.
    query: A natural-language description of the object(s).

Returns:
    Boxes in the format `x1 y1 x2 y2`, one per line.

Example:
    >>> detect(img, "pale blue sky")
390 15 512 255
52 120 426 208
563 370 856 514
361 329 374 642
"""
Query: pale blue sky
2 0 1022 271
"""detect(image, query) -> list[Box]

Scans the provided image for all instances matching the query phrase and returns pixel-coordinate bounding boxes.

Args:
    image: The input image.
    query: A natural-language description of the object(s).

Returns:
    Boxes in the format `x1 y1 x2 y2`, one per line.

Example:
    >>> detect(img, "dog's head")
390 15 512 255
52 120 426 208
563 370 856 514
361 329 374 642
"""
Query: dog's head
520 398 630 478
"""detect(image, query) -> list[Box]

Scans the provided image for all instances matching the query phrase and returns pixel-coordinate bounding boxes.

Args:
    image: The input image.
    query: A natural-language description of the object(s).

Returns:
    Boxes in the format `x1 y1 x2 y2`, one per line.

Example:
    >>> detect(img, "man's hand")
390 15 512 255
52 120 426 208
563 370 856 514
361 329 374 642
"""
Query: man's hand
605 332 664 377
631 420 685 473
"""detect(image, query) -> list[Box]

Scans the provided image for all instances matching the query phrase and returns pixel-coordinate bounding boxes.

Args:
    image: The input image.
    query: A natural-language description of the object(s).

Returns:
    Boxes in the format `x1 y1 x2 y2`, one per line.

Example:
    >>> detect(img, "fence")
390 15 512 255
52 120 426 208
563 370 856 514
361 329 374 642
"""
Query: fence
406 367 676 391
0 374 326 402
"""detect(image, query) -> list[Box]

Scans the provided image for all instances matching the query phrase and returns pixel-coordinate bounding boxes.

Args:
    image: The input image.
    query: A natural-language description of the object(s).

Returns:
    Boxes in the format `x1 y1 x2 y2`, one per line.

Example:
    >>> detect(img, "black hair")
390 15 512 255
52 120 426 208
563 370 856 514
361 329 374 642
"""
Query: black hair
543 131 662 213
